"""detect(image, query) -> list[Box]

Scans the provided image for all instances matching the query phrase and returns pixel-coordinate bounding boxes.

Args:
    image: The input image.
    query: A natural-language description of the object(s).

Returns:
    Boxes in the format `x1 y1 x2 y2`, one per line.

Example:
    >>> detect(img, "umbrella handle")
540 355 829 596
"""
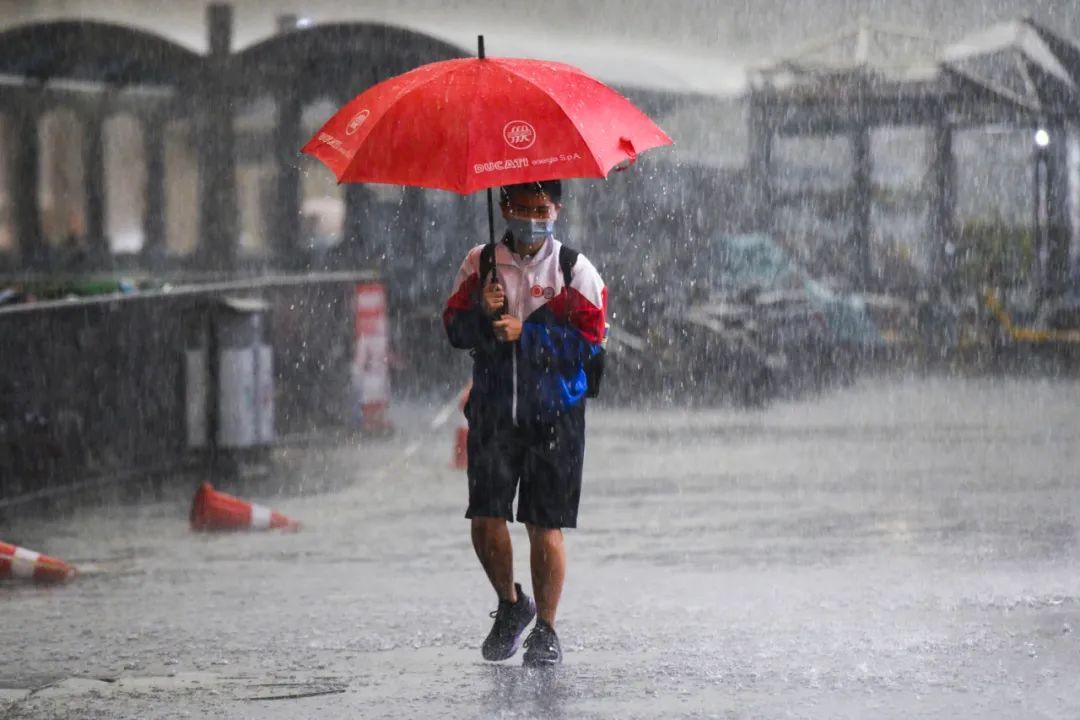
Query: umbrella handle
485 175 502 314
490 273 505 318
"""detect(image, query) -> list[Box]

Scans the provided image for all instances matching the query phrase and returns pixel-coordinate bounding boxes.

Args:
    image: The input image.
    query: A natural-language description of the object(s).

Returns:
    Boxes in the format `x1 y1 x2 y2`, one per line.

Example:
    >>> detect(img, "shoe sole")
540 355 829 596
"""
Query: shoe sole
482 632 526 662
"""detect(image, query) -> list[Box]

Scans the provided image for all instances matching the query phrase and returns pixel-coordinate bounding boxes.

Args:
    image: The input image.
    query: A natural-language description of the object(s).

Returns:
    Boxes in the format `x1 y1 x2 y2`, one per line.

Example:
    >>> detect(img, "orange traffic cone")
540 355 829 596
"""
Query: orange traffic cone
361 401 395 437
189 482 299 532
451 383 471 470
355 283 395 438
0 541 77 583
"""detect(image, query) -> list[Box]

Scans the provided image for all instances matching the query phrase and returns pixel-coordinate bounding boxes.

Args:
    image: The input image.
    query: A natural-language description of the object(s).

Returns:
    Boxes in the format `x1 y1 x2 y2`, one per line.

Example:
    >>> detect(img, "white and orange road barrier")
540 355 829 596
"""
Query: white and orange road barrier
353 283 394 436
189 482 299 532
0 541 77 583
452 383 471 470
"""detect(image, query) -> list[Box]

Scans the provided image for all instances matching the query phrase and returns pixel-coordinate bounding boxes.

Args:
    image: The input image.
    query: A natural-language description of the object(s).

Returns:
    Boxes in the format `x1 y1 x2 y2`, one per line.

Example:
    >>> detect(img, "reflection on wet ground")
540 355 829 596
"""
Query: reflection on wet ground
2 376 1080 718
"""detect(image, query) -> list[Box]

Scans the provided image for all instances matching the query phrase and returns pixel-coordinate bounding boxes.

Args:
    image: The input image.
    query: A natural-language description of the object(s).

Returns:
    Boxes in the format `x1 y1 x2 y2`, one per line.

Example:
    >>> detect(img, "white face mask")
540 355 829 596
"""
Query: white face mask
506 218 555 244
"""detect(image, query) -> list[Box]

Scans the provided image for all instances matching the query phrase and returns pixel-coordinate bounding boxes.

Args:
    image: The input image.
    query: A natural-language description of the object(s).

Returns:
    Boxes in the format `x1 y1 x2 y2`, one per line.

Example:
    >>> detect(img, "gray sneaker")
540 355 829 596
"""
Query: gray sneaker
482 583 536 661
522 620 562 667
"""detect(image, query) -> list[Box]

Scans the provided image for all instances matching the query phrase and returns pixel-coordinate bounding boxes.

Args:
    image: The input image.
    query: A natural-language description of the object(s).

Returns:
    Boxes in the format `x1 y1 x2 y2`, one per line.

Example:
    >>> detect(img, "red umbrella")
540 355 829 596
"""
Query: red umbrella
301 45 672 196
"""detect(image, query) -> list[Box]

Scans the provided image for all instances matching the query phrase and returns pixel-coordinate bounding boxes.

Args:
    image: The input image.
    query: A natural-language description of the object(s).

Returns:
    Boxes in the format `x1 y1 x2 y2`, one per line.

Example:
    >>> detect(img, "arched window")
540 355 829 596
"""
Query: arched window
38 107 86 249
164 119 198 257
235 95 276 260
300 99 345 256
0 113 12 255
104 113 147 255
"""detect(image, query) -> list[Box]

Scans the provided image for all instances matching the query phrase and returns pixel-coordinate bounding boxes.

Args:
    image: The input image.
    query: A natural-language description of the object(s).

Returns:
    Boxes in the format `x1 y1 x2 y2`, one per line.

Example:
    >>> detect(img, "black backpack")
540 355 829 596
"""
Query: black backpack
479 241 605 398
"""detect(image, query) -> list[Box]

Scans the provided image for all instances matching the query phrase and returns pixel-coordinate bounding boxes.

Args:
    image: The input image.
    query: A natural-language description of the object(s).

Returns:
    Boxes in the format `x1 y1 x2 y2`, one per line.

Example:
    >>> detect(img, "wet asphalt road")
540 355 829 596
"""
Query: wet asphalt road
2 376 1080 719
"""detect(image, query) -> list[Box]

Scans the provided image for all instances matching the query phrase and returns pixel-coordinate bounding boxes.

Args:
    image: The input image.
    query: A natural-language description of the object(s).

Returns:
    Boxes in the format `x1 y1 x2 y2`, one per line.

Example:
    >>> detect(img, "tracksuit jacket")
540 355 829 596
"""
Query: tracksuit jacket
443 236 607 427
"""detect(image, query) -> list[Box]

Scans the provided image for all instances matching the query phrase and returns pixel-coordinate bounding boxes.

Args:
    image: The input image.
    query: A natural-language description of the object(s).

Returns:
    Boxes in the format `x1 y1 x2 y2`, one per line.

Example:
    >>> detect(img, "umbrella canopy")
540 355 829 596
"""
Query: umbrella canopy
301 56 672 195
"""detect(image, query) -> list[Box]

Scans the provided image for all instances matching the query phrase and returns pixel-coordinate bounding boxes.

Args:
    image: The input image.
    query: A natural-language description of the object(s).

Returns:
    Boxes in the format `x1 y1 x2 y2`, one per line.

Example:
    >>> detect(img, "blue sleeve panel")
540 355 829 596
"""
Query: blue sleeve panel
519 321 602 420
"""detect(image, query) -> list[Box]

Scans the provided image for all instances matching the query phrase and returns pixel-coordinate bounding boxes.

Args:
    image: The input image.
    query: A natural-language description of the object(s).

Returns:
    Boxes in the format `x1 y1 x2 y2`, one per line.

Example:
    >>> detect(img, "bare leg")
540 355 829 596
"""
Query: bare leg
471 517 517 603
526 524 565 626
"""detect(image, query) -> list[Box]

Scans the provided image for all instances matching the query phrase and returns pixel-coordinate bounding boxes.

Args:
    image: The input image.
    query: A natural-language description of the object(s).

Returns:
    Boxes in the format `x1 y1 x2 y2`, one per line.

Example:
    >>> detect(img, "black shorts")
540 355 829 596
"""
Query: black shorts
465 405 585 529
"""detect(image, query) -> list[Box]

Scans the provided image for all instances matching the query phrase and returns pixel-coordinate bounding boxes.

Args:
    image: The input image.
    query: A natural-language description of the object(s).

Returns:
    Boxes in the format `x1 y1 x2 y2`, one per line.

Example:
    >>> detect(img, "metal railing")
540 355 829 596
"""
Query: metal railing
0 272 374 503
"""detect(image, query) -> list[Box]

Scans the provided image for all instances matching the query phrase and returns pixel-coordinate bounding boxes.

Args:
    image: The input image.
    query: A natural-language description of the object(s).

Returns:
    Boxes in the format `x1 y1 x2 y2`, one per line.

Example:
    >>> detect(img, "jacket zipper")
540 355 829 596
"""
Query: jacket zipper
511 262 521 427
512 340 518 426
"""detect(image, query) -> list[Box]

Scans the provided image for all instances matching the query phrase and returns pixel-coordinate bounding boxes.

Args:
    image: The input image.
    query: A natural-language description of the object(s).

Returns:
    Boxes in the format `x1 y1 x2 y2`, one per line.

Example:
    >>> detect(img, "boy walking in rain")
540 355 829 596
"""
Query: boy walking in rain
443 180 607 666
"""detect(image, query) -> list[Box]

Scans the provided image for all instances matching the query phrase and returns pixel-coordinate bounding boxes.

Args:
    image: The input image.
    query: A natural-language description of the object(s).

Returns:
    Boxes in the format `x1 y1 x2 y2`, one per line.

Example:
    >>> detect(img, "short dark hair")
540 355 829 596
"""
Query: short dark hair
499 180 562 205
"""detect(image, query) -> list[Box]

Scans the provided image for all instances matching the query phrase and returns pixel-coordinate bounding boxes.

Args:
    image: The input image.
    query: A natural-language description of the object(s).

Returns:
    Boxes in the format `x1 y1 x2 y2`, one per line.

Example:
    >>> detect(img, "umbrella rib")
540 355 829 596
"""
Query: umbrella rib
462 60 483 194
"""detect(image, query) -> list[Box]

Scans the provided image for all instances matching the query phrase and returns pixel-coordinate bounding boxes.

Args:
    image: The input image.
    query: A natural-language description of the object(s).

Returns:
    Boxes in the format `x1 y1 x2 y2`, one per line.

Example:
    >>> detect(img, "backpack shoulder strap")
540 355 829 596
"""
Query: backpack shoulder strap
558 245 578 289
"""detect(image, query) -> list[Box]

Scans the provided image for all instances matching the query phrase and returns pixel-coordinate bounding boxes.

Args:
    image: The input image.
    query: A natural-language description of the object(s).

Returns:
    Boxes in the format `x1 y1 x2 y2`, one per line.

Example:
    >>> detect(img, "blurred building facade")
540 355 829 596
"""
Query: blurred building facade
0 1 1077 296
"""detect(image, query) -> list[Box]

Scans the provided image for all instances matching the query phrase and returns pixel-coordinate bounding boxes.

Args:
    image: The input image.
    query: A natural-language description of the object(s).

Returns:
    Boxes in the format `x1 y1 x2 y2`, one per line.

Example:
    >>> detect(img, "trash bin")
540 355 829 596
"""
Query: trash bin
215 297 274 449
184 312 209 450
184 297 274 455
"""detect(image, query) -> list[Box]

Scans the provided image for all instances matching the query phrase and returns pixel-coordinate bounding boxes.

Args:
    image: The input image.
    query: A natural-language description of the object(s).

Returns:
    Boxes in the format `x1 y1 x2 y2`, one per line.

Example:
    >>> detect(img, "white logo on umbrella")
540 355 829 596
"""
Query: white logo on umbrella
346 109 371 136
503 121 536 150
